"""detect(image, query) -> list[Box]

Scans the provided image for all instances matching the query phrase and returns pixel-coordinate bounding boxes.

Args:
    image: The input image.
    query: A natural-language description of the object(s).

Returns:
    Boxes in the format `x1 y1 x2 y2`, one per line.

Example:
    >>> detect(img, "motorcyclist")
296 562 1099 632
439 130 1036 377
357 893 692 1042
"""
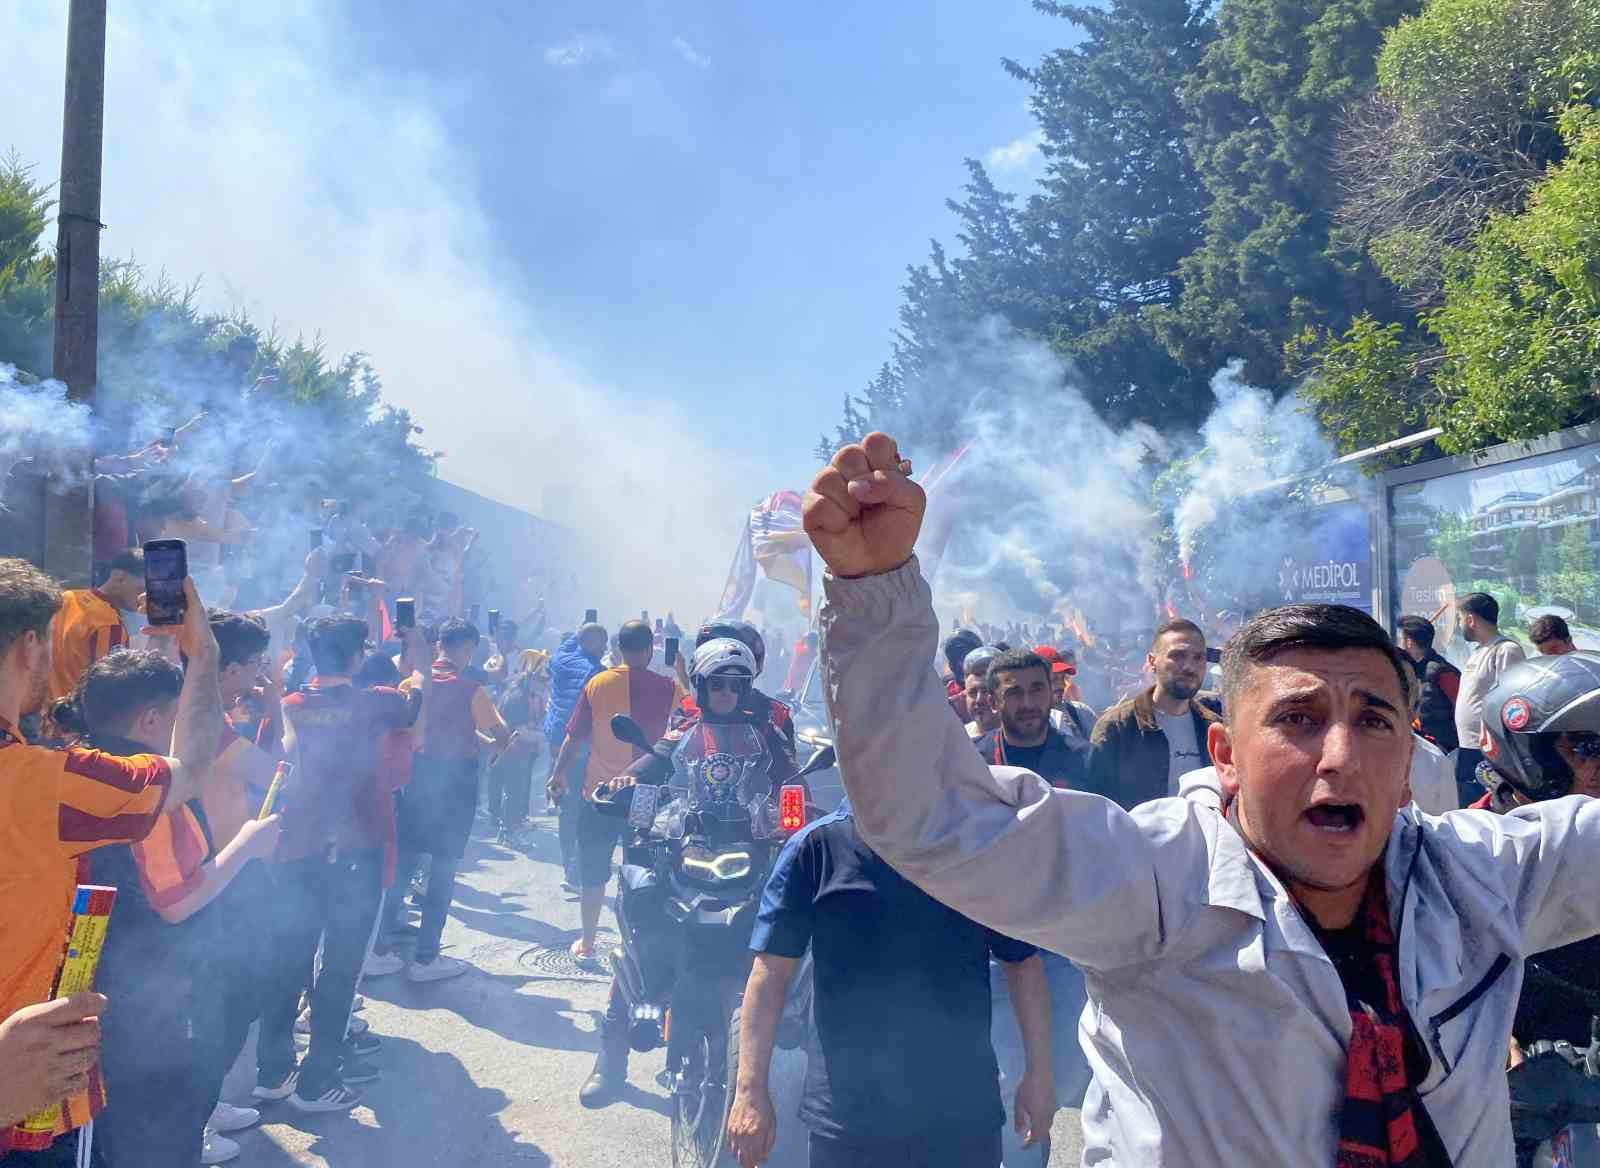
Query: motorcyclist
672 619 797 758
1474 653 1600 1049
577 638 797 1108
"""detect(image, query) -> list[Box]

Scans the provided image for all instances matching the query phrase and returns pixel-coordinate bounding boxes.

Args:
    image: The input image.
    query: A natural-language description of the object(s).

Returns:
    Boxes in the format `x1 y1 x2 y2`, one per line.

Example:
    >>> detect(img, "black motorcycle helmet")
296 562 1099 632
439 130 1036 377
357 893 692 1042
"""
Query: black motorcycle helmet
695 619 766 673
1480 652 1600 800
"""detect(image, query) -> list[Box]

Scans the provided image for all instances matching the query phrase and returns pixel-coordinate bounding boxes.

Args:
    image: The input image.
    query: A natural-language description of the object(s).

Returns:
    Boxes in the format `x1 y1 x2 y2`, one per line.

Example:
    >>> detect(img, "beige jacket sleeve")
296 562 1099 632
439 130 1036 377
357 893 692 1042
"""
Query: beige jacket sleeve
819 558 1212 971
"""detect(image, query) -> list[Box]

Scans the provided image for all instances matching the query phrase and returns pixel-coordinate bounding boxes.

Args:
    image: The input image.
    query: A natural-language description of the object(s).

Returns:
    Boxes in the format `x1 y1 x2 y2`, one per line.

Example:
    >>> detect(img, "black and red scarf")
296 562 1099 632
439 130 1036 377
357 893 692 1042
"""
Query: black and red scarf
1332 870 1434 1168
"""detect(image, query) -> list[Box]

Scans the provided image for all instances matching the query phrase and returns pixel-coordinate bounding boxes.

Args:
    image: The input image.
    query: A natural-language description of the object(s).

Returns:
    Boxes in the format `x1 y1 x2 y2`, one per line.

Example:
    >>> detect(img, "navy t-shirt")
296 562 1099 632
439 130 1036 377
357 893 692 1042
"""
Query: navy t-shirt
750 803 1035 1146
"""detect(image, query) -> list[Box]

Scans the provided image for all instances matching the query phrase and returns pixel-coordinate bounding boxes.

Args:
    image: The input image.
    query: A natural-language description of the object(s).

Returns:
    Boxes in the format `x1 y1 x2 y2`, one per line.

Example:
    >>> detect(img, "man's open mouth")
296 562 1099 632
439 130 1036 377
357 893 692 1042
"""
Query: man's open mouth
1304 803 1364 832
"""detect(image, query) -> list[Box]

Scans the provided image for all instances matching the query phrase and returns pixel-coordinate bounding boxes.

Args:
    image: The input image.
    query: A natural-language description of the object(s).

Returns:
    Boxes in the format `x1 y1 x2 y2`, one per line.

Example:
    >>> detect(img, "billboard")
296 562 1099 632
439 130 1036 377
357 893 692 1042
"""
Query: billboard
1389 444 1600 666
1272 502 1375 614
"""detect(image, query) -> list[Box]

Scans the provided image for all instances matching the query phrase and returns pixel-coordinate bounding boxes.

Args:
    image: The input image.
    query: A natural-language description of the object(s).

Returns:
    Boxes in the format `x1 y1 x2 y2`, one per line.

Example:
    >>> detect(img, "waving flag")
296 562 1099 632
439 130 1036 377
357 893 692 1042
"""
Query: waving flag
717 491 813 618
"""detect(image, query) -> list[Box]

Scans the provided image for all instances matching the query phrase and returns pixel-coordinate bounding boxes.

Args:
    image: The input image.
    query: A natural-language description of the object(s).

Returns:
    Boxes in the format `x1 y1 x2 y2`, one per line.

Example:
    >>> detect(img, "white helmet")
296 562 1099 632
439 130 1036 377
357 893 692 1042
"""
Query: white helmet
689 637 757 687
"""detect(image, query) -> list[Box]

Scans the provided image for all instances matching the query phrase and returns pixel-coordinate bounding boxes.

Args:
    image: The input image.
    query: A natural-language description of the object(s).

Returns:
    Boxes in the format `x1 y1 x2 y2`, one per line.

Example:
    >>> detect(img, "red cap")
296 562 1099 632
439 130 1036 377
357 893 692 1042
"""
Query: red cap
1033 645 1076 675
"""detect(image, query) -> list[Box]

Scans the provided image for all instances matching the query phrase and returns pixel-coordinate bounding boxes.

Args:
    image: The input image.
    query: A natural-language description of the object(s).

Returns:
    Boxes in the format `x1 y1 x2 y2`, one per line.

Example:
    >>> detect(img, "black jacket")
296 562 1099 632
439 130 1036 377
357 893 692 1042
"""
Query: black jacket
974 725 1089 789
1085 686 1221 809
1414 649 1461 752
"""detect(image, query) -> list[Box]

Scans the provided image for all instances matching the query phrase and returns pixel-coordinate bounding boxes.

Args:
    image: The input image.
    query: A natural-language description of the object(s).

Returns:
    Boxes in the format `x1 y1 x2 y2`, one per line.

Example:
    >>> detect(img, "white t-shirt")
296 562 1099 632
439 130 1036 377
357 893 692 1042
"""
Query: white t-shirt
1155 708 1204 797
1456 636 1526 749
1408 734 1459 815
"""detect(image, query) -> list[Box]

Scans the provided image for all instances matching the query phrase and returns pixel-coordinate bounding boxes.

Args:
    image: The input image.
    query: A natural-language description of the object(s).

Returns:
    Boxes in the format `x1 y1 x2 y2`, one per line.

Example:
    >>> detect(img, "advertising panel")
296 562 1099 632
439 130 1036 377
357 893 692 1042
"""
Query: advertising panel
1390 444 1600 666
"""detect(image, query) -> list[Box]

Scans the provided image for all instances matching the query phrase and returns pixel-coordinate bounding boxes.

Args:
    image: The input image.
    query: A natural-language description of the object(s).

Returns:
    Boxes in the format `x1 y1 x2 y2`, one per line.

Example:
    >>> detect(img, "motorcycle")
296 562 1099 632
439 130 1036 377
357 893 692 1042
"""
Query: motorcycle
594 714 834 1168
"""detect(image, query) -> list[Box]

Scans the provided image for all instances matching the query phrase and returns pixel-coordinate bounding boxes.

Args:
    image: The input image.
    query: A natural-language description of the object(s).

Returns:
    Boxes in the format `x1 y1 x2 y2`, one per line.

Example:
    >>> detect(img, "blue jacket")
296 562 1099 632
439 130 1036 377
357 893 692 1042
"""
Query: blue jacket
543 633 601 744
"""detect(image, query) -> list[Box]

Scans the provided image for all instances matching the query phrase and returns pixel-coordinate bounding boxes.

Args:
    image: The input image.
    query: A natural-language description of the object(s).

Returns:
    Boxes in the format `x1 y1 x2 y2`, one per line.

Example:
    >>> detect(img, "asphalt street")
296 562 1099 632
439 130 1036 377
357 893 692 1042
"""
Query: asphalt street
219 815 1086 1167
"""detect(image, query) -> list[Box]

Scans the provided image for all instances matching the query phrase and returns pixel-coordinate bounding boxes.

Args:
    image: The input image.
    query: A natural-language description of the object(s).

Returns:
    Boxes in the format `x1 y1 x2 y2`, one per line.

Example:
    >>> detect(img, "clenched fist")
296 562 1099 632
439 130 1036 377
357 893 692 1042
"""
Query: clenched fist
803 432 926 579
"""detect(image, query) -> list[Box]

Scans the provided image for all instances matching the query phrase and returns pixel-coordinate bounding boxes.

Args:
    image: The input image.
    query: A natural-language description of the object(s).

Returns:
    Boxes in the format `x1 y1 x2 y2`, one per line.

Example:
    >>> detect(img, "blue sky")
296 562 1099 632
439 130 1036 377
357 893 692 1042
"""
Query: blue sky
9 1 1070 612
313 0 1066 481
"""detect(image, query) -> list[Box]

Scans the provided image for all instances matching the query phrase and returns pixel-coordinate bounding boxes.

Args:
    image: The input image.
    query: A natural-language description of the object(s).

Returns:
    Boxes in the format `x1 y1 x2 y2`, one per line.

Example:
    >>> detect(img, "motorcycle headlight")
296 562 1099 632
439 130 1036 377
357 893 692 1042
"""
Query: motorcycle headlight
679 845 753 884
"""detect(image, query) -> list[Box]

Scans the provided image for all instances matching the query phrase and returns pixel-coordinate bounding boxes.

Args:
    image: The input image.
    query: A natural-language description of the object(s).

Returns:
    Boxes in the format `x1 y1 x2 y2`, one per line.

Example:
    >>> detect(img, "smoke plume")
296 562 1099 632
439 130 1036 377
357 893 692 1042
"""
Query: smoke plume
0 364 94 510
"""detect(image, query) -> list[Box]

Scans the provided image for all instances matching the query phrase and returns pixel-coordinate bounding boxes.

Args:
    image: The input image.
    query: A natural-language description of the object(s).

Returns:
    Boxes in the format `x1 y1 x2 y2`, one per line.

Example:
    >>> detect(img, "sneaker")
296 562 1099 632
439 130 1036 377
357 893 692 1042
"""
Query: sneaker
252 1071 298 1102
570 938 599 967
340 1057 382 1085
351 993 366 1011
200 1130 240 1165
406 954 470 982
288 1082 362 1113
494 826 509 845
363 950 403 977
347 1031 382 1058
560 879 578 894
208 1102 260 1133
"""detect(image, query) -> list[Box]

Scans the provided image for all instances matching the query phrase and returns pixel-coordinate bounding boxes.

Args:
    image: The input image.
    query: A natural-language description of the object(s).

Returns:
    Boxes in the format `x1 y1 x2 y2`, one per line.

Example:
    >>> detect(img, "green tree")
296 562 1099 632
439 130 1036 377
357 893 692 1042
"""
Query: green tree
0 152 56 372
1155 0 1423 389
1537 522 1598 618
1431 105 1600 451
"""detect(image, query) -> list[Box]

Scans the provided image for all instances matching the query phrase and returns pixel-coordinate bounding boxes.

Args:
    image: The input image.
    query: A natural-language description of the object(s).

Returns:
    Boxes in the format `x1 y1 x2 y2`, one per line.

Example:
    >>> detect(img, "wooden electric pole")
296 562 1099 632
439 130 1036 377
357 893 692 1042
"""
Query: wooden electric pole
43 0 107 586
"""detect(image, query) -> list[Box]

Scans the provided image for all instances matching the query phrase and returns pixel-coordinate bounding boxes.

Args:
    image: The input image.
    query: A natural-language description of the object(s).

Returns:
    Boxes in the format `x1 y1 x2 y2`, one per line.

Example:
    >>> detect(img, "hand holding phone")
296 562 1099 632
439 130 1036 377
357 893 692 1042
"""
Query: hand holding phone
142 540 189 626
665 637 679 667
585 608 598 624
395 598 416 629
488 609 501 636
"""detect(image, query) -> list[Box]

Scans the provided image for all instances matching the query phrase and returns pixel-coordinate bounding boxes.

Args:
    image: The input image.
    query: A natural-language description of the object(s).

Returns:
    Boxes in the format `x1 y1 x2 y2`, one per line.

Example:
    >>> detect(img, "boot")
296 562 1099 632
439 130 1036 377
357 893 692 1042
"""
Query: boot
578 1038 629 1109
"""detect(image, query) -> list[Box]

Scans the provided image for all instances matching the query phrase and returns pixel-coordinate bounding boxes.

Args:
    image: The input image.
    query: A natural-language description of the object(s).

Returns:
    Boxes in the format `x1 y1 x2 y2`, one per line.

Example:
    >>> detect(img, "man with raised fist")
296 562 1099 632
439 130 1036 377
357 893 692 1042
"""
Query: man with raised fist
803 432 1600 1168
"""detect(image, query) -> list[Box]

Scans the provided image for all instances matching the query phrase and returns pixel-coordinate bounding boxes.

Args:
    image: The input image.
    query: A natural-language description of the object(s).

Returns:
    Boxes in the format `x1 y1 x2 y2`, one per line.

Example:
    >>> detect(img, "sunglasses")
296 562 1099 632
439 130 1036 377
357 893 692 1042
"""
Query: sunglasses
706 676 750 694
1568 735 1600 760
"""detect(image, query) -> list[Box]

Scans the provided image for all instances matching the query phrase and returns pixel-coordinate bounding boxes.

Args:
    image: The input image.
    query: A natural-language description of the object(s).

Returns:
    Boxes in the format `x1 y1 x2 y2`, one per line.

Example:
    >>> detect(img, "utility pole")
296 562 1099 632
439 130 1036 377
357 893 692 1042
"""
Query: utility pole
43 0 107 586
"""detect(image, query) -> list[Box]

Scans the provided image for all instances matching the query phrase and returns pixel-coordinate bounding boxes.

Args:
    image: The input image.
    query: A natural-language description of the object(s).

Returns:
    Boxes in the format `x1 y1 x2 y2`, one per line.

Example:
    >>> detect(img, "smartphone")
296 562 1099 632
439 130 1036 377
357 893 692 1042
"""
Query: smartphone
330 552 355 576
585 608 598 624
142 539 188 626
640 610 649 623
309 529 323 550
164 426 179 446
395 598 416 629
488 609 501 635
665 637 679 667
1205 646 1222 665
470 604 481 624
655 618 663 633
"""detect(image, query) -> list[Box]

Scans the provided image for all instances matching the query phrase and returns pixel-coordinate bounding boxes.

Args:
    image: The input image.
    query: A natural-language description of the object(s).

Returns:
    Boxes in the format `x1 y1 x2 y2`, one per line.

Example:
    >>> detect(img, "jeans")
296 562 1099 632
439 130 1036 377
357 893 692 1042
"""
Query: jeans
554 740 588 884
808 1129 1000 1168
991 952 1091 1167
488 749 533 828
259 850 383 1094
210 863 274 1100
386 851 460 963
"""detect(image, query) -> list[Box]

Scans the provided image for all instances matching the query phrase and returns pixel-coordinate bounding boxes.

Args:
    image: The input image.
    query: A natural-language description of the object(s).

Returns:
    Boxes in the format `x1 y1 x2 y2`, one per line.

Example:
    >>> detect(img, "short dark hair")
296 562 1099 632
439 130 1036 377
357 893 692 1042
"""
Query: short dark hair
96 549 144 586
0 557 62 657
617 620 653 653
354 651 402 689
985 649 1050 695
210 609 271 671
438 618 479 651
52 649 183 738
1395 615 1436 650
1151 618 1204 650
1530 614 1572 645
943 629 983 676
306 615 369 675
1458 592 1499 624
1220 603 1411 713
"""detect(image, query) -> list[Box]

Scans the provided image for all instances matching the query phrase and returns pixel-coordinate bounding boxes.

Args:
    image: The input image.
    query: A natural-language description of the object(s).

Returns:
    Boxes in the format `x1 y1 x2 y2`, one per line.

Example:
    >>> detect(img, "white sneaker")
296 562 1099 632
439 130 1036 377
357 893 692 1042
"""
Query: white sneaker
351 993 366 1011
363 951 403 977
201 1130 240 1165
406 955 469 982
208 1102 259 1133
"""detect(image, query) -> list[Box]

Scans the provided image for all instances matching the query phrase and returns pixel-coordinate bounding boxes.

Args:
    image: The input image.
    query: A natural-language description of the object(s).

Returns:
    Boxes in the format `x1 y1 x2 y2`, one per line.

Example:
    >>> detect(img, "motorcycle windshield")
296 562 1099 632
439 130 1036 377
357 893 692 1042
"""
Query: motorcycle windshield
653 724 779 839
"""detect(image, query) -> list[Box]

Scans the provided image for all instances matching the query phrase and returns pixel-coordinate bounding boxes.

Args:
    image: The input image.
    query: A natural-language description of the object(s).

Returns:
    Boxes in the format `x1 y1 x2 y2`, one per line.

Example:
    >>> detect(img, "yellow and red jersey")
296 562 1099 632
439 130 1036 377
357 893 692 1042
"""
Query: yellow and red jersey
46 589 128 708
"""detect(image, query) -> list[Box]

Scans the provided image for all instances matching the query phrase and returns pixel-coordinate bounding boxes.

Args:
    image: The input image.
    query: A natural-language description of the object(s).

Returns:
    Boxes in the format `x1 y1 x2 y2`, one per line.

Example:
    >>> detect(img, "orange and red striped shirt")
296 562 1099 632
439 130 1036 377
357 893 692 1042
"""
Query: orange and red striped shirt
46 589 128 708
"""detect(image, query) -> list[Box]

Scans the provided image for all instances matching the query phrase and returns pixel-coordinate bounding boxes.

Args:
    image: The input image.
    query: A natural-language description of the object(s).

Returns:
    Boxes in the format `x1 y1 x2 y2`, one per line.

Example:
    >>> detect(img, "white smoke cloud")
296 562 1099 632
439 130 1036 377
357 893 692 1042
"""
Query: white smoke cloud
985 130 1045 172
7 3 756 623
544 33 619 69
670 36 712 71
0 365 94 510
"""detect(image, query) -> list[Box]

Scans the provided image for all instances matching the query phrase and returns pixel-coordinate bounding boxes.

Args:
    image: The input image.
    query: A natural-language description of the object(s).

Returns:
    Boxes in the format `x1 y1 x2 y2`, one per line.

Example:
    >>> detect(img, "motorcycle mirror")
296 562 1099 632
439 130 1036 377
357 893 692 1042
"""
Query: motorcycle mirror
609 714 651 752
797 745 836 777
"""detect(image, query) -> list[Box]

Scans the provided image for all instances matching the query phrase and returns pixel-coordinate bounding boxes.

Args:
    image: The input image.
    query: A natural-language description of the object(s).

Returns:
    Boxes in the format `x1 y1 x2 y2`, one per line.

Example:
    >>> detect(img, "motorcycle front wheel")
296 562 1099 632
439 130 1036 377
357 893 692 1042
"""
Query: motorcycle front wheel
671 1014 737 1168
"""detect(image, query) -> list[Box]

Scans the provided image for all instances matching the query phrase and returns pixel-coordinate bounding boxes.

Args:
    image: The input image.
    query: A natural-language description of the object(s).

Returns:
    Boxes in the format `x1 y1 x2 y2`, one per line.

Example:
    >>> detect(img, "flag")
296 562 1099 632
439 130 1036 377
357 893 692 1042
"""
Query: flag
750 491 813 616
717 516 758 619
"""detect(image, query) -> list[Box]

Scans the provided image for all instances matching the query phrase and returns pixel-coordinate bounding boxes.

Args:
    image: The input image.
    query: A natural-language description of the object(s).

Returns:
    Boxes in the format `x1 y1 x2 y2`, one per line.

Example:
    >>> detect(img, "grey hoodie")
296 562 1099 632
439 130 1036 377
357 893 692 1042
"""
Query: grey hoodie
820 558 1600 1166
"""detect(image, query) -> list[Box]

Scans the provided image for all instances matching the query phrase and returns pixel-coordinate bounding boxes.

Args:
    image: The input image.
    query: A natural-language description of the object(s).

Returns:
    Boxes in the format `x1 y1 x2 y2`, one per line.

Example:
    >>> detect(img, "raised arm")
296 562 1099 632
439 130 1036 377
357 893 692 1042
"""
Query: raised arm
145 578 223 806
806 434 1204 969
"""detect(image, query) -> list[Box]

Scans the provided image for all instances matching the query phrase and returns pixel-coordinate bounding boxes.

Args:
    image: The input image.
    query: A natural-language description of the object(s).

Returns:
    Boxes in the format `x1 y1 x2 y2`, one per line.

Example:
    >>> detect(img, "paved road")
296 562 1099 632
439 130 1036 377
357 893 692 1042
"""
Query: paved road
221 816 1085 1166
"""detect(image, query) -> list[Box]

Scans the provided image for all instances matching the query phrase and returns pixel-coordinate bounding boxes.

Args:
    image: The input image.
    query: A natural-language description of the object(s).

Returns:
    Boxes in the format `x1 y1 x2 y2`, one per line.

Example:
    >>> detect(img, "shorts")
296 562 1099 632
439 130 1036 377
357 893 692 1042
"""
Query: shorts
808 1129 1000 1168
577 796 624 888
